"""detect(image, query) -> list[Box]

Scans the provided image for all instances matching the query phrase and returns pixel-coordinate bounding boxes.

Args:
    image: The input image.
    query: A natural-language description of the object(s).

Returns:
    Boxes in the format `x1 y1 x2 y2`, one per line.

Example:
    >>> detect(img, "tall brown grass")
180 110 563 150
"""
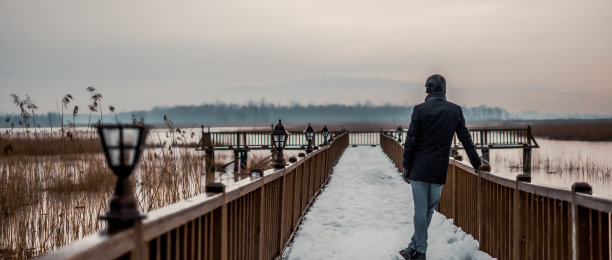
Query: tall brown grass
530 120 612 141
0 125 269 258
0 131 101 156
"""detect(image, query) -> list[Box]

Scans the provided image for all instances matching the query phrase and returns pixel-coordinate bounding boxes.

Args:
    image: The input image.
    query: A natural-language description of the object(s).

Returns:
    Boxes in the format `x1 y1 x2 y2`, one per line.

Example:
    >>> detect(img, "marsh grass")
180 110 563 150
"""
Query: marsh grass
0 126 247 258
0 124 275 259
0 131 100 156
0 147 114 258
530 120 612 141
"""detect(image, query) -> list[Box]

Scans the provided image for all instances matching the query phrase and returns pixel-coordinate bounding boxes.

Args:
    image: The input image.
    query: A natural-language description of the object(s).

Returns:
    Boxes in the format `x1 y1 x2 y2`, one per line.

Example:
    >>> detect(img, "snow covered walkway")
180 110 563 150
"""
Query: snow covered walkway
284 147 493 260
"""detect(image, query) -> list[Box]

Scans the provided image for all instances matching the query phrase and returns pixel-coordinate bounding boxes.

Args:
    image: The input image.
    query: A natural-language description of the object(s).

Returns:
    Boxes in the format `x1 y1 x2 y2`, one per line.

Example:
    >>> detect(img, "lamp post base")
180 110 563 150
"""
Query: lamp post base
273 159 288 169
101 213 146 235
272 151 288 169
103 177 145 235
306 143 313 154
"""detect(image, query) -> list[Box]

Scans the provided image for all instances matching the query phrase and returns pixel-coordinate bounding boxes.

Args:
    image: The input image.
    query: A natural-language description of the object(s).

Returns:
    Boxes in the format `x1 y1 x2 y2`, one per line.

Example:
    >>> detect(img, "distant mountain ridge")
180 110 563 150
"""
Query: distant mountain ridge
193 76 426 106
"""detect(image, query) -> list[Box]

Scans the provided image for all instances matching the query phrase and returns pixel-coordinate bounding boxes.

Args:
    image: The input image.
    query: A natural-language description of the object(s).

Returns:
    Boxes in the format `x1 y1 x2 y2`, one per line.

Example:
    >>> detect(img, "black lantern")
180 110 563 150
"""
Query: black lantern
328 133 334 142
97 124 148 234
396 126 404 143
271 119 289 169
304 123 315 153
321 125 329 145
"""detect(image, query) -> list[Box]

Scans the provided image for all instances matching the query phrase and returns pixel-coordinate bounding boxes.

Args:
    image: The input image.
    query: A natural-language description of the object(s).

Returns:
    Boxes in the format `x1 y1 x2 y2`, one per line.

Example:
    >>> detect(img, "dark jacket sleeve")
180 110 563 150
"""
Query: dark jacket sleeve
456 108 482 170
403 107 420 178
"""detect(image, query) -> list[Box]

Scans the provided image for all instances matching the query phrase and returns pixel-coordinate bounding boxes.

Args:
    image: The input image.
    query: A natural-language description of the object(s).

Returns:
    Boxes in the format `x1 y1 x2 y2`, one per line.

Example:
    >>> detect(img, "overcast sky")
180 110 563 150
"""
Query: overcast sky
1 0 611 115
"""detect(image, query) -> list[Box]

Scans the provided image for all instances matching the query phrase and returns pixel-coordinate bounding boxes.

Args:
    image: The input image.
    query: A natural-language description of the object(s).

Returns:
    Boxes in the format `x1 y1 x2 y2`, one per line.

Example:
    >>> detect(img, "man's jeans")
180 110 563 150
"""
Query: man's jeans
408 180 443 253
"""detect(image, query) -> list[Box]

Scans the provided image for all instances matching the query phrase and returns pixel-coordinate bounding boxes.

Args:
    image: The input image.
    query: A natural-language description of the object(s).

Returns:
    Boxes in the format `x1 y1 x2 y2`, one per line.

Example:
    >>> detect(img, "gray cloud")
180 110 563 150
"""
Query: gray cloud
1 0 611 115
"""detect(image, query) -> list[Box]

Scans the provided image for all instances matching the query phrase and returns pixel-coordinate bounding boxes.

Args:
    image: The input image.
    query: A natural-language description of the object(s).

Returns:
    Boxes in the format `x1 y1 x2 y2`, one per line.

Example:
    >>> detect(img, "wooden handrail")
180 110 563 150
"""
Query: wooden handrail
40 133 350 260
379 133 611 260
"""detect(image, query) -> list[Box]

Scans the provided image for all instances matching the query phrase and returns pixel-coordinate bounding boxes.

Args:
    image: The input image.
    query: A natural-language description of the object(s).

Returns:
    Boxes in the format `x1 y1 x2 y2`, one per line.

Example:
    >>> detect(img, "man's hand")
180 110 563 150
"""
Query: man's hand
402 169 411 184
475 157 491 172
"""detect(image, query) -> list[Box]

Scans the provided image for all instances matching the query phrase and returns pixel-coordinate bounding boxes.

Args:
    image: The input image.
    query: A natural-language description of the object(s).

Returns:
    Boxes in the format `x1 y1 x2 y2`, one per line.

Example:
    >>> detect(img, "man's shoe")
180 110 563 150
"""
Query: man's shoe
411 251 426 260
398 247 416 259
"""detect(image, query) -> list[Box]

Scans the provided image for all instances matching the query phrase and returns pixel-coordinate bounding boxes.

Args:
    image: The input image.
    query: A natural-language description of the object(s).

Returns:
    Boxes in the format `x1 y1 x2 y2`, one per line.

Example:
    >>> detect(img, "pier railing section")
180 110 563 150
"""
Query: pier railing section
451 126 539 149
348 131 380 146
197 130 379 150
380 133 611 260
40 133 349 260
452 126 539 172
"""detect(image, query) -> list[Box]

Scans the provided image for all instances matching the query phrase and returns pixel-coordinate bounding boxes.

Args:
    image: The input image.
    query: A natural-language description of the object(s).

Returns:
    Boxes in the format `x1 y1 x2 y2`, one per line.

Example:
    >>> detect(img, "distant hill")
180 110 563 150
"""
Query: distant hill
0 102 511 127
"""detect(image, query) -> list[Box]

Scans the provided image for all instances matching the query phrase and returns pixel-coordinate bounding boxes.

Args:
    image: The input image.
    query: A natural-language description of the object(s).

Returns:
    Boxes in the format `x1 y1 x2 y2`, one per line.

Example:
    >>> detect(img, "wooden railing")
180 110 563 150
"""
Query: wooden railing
348 131 380 146
451 125 539 149
380 133 611 260
197 131 346 150
40 133 349 260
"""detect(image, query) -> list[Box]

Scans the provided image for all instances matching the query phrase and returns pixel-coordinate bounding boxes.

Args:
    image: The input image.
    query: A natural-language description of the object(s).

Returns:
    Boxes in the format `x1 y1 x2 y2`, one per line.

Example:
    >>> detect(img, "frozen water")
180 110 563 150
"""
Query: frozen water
284 147 493 260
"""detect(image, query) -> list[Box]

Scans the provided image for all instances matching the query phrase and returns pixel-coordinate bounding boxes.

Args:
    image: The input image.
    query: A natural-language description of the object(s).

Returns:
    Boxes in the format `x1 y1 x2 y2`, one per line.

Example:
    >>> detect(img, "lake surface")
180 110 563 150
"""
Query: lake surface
458 138 612 198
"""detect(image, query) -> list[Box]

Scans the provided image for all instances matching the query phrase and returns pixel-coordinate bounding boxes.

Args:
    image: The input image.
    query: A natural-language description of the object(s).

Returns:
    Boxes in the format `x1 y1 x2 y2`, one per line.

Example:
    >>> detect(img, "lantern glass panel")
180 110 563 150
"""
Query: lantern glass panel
103 128 120 147
122 128 140 147
123 149 136 166
273 134 286 148
108 148 121 166
306 132 314 141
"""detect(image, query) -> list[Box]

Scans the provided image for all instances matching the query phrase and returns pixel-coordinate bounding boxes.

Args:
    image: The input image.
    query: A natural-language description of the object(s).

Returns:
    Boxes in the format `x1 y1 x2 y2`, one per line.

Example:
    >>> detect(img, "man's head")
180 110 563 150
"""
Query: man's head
425 74 446 94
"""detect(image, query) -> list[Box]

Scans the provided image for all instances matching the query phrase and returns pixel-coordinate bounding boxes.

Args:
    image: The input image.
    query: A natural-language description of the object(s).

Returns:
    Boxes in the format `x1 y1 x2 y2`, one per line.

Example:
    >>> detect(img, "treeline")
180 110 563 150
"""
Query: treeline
0 102 512 127
126 103 511 124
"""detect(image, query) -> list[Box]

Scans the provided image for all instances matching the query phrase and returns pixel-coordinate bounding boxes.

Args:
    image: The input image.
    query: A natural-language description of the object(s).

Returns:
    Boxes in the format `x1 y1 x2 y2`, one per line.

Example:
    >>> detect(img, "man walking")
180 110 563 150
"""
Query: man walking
399 74 487 260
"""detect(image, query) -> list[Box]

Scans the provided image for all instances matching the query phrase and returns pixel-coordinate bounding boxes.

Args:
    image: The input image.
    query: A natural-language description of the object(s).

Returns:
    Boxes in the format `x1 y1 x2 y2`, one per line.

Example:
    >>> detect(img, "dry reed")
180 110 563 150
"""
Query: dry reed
0 127 215 258
530 120 612 141
0 131 100 156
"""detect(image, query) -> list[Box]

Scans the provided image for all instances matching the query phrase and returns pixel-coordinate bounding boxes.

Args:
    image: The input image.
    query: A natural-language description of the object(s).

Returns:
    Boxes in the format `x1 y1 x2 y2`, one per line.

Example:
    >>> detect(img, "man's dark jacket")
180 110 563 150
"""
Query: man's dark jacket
403 92 481 184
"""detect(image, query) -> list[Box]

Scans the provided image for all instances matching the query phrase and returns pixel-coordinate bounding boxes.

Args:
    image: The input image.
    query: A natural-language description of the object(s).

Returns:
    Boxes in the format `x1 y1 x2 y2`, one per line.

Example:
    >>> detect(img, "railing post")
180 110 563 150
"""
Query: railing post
571 182 593 260
232 150 239 180
522 144 532 174
207 183 227 260
513 174 531 260
204 148 215 184
257 183 265 260
278 174 287 255
450 147 459 158
450 160 457 221
131 221 147 260
481 146 490 162
240 150 248 170
477 169 483 242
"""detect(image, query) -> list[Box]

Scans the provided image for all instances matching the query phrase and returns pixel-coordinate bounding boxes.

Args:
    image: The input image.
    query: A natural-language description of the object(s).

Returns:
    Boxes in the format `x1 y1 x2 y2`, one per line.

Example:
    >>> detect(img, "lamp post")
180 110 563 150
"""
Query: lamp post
396 126 404 143
304 123 315 154
321 125 329 145
271 120 289 169
97 124 148 234
328 133 334 142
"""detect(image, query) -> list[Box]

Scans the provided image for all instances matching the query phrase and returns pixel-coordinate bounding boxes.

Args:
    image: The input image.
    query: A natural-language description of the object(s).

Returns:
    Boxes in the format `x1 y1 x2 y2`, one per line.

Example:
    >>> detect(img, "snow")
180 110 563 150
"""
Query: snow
283 147 493 260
